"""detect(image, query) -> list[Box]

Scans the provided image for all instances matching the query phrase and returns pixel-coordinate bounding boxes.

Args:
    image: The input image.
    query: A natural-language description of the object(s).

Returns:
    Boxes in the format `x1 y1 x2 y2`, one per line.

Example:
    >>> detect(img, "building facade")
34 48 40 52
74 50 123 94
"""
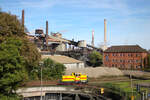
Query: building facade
103 45 148 69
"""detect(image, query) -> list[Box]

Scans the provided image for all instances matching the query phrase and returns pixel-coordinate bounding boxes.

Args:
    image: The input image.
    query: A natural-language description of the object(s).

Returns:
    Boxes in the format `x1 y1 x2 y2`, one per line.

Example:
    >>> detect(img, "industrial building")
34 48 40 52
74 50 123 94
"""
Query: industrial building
103 45 148 69
42 55 85 69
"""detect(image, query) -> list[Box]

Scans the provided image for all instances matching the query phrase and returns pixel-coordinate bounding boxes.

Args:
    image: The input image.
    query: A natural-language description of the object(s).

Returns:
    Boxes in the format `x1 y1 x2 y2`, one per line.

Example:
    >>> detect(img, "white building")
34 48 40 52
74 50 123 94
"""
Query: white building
42 55 85 69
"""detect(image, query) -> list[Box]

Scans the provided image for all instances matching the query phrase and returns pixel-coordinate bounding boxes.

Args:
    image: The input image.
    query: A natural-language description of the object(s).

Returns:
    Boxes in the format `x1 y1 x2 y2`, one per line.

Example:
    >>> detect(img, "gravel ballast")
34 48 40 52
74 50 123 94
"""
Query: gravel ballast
65 67 124 78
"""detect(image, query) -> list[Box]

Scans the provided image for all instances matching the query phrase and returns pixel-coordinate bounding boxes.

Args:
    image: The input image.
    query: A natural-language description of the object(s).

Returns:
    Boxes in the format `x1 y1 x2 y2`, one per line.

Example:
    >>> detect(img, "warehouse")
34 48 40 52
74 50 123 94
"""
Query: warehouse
42 55 85 69
103 45 148 69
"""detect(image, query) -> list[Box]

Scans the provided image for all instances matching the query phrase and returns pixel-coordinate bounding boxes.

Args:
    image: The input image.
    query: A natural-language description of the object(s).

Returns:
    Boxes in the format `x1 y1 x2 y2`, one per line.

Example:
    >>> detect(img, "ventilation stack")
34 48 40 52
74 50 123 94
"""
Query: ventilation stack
104 19 107 44
101 19 108 51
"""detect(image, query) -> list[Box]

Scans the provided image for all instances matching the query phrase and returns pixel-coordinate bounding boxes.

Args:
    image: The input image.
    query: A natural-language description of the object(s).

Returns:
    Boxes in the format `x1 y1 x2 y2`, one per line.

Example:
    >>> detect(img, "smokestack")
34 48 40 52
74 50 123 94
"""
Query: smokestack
46 21 48 37
22 10 24 28
104 19 107 43
46 21 48 47
92 30 94 46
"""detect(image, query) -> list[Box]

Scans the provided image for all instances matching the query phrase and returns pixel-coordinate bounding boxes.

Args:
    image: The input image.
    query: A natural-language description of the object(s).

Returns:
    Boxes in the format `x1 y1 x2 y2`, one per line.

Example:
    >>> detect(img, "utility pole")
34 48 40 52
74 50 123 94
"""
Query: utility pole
40 62 43 100
130 64 134 100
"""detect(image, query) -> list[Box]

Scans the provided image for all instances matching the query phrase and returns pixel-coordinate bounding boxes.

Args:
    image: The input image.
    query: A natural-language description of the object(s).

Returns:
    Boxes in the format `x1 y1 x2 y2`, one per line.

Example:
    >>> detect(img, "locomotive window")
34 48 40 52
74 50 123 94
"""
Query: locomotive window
76 74 80 76
72 73 75 76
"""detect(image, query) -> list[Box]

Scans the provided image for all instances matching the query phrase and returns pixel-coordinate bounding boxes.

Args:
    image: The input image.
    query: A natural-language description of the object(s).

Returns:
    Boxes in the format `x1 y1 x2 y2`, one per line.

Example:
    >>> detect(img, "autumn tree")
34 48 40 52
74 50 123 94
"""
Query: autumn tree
0 11 25 37
20 39 41 77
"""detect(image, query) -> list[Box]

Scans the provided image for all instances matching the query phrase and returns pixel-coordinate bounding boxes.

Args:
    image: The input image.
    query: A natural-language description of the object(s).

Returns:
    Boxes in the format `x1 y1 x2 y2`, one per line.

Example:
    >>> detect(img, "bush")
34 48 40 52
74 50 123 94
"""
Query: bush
147 54 150 67
0 94 22 100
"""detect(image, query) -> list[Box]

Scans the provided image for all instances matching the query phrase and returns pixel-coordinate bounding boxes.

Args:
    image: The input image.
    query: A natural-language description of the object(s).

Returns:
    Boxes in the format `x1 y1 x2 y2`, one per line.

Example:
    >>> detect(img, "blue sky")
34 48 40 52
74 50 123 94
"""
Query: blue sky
0 0 150 49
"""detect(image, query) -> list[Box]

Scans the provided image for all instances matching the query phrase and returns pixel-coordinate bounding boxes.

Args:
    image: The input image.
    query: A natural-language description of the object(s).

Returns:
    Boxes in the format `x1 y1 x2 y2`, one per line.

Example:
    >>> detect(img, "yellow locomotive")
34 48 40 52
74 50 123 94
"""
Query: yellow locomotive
60 72 88 84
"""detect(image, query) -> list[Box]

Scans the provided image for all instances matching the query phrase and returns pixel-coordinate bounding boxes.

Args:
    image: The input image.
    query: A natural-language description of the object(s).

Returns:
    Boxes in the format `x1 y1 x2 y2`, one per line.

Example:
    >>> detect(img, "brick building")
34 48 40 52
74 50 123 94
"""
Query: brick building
103 45 148 69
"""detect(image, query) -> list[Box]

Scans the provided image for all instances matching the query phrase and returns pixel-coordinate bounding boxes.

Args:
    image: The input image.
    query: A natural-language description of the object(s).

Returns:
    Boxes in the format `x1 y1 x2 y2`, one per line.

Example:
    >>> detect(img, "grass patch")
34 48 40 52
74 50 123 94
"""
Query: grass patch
89 79 150 100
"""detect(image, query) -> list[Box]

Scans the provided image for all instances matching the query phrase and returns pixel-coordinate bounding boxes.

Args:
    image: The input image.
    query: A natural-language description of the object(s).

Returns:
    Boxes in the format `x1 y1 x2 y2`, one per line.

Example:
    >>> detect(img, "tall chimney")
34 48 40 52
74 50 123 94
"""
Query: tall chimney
92 30 94 46
46 21 48 47
104 19 107 43
22 10 24 28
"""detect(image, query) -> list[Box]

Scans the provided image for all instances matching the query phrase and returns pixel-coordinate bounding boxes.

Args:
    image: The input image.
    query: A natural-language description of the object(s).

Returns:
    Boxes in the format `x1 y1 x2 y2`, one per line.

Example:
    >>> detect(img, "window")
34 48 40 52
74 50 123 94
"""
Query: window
120 64 124 68
136 54 140 57
122 64 125 68
128 53 131 57
116 59 118 62
130 60 132 63
128 60 131 63
115 53 118 56
112 53 115 56
113 53 118 56
123 60 125 63
136 60 139 63
120 53 122 56
132 60 135 63
112 59 115 62
77 63 79 68
120 60 122 62
123 54 125 56
120 64 121 68
106 56 109 61
105 54 109 56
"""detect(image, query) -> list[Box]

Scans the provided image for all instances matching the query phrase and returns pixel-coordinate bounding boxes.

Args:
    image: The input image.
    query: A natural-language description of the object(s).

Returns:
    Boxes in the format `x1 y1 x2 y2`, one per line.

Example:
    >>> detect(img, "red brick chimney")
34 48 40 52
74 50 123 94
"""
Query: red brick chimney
22 10 24 28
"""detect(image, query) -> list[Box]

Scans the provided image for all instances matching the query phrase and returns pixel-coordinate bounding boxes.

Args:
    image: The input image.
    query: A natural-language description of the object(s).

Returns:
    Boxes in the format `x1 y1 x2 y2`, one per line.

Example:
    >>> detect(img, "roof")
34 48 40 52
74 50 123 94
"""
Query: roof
41 55 83 64
104 45 147 53
47 36 70 43
47 36 60 42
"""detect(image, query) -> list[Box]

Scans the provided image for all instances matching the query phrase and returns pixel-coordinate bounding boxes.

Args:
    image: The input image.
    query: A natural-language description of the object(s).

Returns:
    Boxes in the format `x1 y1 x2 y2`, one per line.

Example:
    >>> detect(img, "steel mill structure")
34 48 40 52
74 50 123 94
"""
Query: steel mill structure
21 9 102 66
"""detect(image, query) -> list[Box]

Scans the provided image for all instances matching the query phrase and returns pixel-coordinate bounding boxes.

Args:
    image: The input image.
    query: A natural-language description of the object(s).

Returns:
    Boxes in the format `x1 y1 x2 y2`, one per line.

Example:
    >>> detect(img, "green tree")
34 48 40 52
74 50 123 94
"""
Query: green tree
0 38 27 97
40 58 66 80
88 51 103 67
0 10 41 99
0 10 41 80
